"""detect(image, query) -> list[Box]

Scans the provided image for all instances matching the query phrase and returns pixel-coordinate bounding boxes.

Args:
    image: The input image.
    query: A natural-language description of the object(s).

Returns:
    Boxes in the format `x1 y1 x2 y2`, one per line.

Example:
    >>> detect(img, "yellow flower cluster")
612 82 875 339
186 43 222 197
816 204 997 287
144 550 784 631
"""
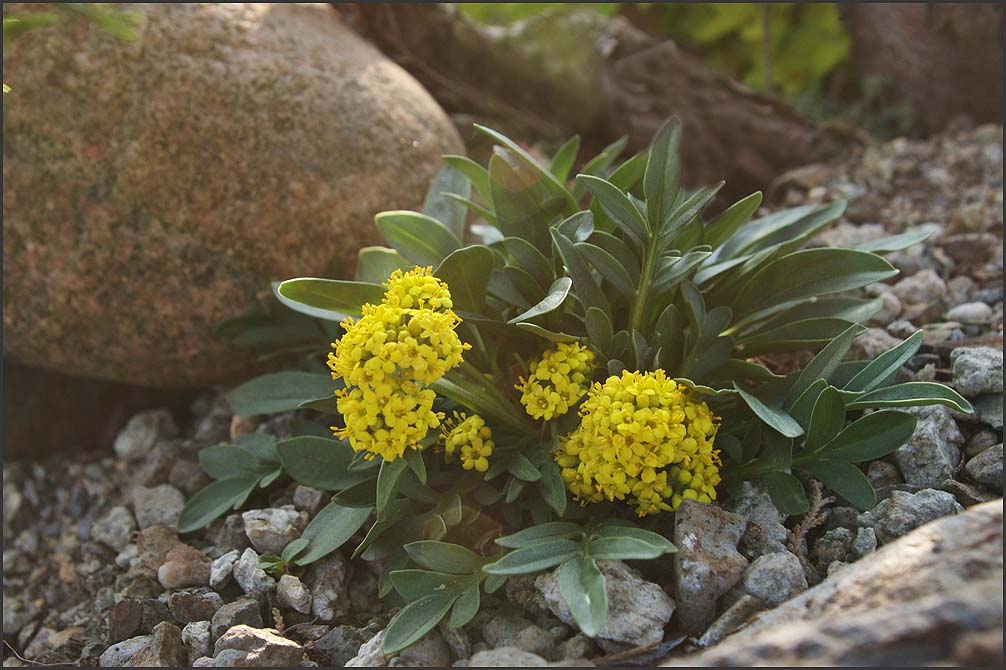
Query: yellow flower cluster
441 412 494 472
555 369 721 517
516 343 595 420
328 267 469 461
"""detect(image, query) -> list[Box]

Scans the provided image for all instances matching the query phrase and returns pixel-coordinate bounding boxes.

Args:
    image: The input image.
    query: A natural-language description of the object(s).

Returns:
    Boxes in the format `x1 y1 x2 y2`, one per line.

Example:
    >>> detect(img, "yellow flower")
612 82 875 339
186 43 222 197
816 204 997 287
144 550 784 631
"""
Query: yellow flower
329 303 468 388
383 266 454 312
328 267 469 462
333 382 441 462
555 369 720 517
517 343 595 420
441 412 494 472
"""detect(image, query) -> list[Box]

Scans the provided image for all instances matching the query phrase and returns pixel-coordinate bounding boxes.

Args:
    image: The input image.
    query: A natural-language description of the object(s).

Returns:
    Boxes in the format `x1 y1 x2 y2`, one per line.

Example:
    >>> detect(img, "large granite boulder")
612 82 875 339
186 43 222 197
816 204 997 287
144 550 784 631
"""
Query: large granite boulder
2 3 462 387
662 499 1004 666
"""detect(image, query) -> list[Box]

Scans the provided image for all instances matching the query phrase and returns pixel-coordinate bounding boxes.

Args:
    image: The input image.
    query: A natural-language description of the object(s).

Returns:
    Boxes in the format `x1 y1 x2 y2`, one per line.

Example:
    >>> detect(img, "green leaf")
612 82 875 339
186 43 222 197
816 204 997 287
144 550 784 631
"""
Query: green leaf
276 436 366 491
550 135 581 183
785 325 861 408
594 524 676 553
585 307 613 353
199 445 260 480
855 230 932 255
750 297 883 335
576 175 648 242
704 191 763 248
405 541 485 573
845 382 972 413
589 230 640 280
575 242 636 295
538 460 568 516
177 475 259 533
423 166 471 241
404 450 427 485
445 194 497 224
450 583 481 628
443 155 491 202
735 386 804 438
234 433 280 464
662 183 723 242
391 569 466 601
295 502 373 565
558 558 608 638
495 522 582 548
508 277 572 324
475 123 578 214
276 278 384 321
551 230 609 315
820 410 917 462
501 237 553 288
739 319 864 356
507 455 543 482
483 574 508 594
556 210 595 243
800 461 876 510
356 246 411 284
383 594 456 653
281 538 309 564
803 386 846 451
434 245 495 313
733 249 897 320
226 372 336 416
586 536 668 560
758 471 809 515
377 458 409 516
375 211 463 267
259 468 282 488
844 331 923 393
643 117 682 233
484 539 580 575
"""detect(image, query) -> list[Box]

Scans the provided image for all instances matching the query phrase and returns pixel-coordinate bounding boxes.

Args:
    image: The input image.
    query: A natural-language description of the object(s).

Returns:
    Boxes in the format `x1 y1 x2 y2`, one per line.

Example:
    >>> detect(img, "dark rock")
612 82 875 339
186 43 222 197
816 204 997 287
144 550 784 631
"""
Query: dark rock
309 625 371 667
211 598 263 641
857 488 962 544
964 443 1004 492
127 621 186 666
168 590 223 624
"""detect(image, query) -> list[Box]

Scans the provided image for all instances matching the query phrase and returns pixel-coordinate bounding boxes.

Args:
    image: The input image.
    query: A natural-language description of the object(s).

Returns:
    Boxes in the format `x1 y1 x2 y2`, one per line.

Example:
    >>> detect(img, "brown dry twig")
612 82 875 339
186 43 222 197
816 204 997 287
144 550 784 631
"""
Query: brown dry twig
787 477 835 558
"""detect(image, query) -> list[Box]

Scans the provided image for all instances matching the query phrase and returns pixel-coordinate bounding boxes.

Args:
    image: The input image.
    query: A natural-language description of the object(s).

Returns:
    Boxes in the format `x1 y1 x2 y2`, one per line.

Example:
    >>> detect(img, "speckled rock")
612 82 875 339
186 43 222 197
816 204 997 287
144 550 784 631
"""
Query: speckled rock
2 2 463 387
945 302 995 324
113 410 179 461
157 544 212 589
672 500 748 635
209 548 240 590
131 484 185 530
723 481 789 560
182 621 212 665
92 505 137 552
309 625 372 667
481 615 556 657
345 629 387 667
964 443 1004 492
951 346 1004 397
390 629 451 667
276 574 312 615
857 488 962 545
730 552 809 608
893 405 964 487
242 507 307 555
468 647 549 667
233 548 275 596
538 560 675 653
99 635 153 667
211 625 304 667
304 553 349 622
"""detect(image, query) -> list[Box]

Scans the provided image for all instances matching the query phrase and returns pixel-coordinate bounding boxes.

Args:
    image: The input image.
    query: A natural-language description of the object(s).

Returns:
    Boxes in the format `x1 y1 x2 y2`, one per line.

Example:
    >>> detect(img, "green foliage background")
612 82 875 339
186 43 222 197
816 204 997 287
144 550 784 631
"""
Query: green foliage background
460 3 849 97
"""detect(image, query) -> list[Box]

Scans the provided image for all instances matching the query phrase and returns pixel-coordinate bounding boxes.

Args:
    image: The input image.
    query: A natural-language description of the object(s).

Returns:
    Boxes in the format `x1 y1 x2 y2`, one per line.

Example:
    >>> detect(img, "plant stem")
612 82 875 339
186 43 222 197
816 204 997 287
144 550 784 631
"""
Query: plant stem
629 241 658 332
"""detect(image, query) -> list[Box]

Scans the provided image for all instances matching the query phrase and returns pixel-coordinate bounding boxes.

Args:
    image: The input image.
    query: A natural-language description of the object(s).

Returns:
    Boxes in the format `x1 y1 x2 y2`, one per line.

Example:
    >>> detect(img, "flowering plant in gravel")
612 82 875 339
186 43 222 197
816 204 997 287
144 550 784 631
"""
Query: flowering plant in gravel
179 118 972 652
